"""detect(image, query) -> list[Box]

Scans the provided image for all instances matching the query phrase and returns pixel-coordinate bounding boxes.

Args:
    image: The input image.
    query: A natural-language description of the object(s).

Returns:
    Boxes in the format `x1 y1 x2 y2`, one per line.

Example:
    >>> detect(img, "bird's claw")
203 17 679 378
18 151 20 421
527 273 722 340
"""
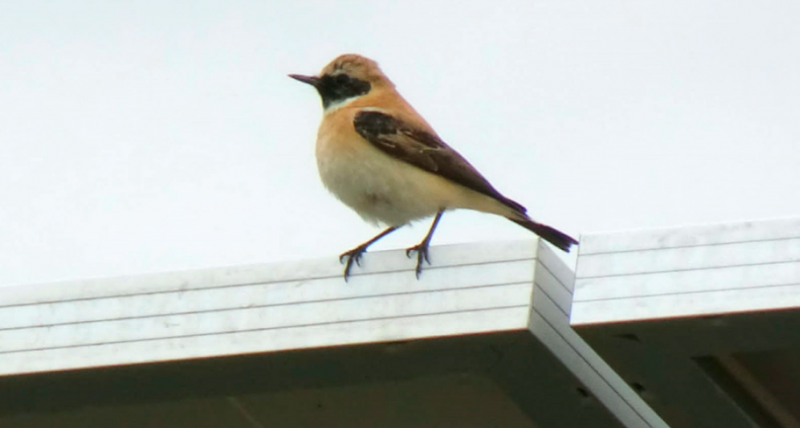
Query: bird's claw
405 243 431 279
406 244 431 263
339 251 362 266
339 245 368 281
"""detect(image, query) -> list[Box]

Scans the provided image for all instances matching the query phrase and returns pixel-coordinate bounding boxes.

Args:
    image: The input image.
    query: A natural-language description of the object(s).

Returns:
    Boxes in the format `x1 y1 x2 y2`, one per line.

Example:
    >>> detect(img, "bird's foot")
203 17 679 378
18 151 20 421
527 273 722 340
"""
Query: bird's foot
405 242 432 279
339 244 370 282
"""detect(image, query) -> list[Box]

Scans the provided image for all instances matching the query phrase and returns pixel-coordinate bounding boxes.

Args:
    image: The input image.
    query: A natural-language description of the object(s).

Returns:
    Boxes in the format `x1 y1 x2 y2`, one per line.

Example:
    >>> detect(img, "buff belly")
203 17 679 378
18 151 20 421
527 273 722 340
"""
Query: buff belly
316 135 515 227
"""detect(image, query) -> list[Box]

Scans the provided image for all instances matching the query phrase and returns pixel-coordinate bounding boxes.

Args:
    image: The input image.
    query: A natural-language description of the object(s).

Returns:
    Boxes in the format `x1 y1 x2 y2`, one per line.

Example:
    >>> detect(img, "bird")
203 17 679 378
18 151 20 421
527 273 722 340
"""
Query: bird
290 54 577 281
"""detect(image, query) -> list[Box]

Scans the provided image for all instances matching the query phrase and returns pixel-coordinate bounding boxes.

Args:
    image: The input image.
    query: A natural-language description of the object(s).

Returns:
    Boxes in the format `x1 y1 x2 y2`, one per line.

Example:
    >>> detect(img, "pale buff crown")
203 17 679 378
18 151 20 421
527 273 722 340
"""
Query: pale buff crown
319 54 395 89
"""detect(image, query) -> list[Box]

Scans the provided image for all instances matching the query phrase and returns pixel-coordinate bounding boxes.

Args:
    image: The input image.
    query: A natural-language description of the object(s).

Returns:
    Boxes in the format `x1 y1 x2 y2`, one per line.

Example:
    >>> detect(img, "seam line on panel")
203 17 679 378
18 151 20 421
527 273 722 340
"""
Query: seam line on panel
580 235 800 256
0 305 530 355
577 258 800 280
0 282 533 332
574 280 800 303
0 257 536 309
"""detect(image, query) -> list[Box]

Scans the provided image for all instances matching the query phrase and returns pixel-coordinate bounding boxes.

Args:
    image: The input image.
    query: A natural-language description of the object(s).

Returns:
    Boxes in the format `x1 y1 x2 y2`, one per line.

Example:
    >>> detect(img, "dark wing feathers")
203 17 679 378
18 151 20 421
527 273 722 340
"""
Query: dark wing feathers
353 110 526 214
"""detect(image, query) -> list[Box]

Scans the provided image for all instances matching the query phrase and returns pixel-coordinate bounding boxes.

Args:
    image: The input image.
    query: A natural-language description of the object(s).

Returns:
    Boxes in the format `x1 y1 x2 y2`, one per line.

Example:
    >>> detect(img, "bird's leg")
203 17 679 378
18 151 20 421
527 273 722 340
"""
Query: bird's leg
339 226 400 281
405 210 444 279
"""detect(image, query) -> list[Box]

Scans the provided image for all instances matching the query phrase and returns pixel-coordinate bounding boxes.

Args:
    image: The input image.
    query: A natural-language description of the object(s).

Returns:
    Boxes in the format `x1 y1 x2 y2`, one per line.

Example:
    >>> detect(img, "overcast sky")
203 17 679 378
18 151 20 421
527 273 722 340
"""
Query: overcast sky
2 1 799 286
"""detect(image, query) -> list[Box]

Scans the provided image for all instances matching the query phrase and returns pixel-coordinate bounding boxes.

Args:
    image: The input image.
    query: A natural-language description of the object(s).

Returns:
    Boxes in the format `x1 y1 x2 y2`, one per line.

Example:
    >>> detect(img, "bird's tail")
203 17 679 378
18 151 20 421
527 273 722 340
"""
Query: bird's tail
509 218 579 252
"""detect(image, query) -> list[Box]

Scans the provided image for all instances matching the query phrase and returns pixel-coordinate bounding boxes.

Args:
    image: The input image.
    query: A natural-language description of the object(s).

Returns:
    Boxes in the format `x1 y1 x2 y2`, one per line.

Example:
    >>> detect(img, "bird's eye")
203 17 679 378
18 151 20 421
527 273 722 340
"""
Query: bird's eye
335 74 350 84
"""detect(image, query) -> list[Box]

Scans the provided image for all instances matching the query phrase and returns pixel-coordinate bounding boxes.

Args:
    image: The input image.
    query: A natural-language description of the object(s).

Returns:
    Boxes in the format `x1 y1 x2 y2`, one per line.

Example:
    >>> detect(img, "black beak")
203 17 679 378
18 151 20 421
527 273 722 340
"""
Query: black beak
289 74 320 87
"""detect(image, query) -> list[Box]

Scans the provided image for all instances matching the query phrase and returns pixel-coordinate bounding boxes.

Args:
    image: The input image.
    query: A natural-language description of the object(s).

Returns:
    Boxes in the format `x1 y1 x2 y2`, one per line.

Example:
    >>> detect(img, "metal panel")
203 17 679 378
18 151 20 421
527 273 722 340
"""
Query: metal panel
572 217 800 428
0 239 664 427
530 254 666 428
0 241 536 375
573 218 800 324
578 218 800 255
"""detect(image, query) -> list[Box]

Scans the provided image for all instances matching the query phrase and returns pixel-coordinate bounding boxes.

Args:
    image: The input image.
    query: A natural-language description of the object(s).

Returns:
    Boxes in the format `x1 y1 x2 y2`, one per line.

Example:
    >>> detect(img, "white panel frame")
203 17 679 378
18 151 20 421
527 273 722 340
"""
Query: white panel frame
0 239 665 427
572 217 800 428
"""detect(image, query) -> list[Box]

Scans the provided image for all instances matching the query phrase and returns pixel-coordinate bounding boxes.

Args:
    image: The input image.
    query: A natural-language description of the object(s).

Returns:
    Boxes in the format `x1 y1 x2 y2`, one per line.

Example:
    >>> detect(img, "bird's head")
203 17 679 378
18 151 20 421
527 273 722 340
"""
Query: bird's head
290 54 392 111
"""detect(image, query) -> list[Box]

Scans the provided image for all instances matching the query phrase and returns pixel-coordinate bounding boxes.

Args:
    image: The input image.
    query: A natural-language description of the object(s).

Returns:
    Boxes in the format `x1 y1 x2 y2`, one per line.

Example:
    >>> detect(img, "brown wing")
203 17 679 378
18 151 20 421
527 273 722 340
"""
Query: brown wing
353 110 526 214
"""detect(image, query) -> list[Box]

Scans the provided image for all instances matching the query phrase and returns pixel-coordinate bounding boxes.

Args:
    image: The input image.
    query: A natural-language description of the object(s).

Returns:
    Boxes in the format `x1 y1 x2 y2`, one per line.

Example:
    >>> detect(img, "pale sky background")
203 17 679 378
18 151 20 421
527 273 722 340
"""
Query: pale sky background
1 1 799 286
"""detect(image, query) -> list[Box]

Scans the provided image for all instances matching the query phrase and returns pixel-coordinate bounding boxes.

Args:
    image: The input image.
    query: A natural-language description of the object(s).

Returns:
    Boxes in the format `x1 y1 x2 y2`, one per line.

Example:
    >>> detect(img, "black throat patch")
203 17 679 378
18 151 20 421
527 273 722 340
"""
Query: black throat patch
315 74 371 109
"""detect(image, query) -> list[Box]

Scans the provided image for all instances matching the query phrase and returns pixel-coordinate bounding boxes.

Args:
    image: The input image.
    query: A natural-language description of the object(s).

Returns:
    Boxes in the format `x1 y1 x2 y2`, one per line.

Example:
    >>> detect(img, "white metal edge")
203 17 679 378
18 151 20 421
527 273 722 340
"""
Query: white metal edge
0 240 539 306
0 240 545 376
579 217 800 255
571 282 800 325
0 307 531 376
1 284 534 353
530 248 668 427
574 261 800 302
535 240 577 292
577 238 800 278
0 260 537 330
528 286 668 428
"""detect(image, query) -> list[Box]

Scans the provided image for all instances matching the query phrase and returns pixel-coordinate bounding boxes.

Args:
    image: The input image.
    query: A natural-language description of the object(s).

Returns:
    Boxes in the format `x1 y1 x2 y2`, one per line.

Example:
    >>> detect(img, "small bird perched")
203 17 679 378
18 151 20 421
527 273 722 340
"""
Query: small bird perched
290 54 577 280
